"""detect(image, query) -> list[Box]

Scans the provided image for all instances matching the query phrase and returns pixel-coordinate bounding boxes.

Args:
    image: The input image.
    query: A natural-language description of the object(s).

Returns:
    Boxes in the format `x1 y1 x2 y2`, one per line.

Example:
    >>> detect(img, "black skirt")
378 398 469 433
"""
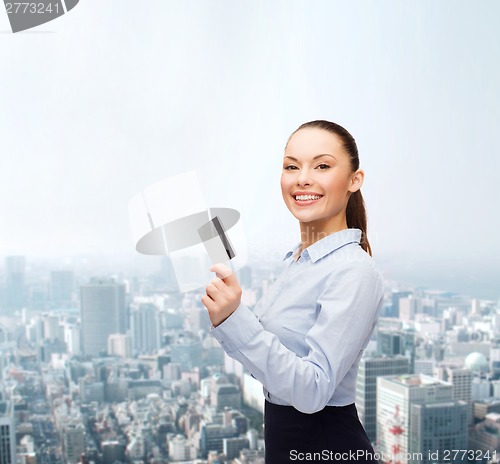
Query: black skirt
264 400 378 463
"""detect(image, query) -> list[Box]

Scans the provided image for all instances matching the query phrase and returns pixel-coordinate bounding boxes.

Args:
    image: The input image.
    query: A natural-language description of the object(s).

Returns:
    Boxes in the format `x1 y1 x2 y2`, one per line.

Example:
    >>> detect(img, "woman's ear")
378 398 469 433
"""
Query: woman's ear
348 169 364 193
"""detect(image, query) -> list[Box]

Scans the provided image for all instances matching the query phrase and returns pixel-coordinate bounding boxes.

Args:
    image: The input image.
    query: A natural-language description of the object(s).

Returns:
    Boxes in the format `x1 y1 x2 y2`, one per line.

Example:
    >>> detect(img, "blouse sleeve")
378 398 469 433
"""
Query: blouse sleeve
210 261 384 414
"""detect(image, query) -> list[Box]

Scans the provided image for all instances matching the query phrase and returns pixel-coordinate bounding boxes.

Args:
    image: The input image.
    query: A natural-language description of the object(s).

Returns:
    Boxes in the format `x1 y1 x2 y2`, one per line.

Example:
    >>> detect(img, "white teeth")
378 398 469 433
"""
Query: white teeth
295 195 322 201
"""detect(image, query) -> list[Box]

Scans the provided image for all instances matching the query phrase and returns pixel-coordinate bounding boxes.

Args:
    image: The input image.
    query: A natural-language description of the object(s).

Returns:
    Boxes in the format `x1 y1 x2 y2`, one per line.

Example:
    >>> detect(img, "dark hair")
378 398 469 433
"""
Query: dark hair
286 120 373 256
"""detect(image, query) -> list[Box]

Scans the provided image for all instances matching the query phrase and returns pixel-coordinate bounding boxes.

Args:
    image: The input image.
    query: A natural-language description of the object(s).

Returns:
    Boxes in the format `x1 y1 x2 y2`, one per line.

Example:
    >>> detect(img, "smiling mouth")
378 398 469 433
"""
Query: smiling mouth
292 194 323 201
292 194 323 205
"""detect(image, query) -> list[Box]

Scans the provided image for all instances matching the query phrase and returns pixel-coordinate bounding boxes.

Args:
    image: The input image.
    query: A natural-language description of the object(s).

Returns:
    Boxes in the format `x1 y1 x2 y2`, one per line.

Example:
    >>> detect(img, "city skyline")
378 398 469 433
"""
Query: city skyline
1 247 498 302
1 249 499 463
0 243 500 464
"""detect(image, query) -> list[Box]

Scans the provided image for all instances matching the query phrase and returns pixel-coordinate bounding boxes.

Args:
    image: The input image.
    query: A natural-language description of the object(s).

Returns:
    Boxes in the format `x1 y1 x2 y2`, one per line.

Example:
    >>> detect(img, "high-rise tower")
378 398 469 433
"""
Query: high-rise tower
80 278 126 356
0 401 16 464
356 355 410 442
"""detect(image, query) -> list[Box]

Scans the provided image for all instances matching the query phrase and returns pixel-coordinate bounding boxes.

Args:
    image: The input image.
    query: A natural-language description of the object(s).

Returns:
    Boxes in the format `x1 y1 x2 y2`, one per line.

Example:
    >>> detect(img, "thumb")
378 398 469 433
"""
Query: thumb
209 263 235 282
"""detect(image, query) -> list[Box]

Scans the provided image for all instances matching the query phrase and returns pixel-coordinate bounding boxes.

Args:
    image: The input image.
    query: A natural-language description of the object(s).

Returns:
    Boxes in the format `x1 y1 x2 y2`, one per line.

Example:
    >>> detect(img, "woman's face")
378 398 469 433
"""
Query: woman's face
281 127 362 230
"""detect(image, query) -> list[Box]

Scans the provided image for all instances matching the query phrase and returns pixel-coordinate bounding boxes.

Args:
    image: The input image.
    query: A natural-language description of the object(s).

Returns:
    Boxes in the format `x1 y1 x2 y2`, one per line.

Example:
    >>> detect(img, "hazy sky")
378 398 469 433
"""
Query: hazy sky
1 1 499 280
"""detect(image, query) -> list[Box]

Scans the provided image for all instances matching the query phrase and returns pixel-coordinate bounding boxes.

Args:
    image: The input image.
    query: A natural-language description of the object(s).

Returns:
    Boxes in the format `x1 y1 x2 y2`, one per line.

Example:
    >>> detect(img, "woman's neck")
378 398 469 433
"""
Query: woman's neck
299 217 348 251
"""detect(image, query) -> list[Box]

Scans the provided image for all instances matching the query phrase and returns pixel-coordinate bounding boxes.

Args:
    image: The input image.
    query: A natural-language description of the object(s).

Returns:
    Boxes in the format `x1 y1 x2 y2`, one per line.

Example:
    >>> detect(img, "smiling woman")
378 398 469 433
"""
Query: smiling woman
282 120 371 255
202 120 383 463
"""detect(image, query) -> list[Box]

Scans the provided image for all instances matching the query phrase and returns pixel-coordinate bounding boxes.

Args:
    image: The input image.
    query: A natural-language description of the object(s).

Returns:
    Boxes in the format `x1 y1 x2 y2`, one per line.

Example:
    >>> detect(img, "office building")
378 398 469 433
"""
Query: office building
0 401 16 464
399 296 417 321
64 323 81 356
79 378 105 403
101 441 125 464
356 355 410 442
200 422 237 458
4 255 26 310
410 401 468 463
170 336 202 371
107 333 132 358
211 384 241 412
62 422 85 464
414 359 435 375
42 313 63 342
187 305 211 333
376 374 466 460
469 412 500 454
474 399 500 422
434 365 473 424
80 278 126 356
378 329 416 373
388 290 412 318
168 434 197 461
130 302 160 353
126 433 145 461
472 377 491 401
223 437 250 460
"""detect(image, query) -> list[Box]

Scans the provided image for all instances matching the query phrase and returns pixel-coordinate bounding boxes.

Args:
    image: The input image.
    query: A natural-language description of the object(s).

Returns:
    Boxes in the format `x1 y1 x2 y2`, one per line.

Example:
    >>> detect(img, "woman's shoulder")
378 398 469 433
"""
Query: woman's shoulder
326 243 384 282
328 241 376 266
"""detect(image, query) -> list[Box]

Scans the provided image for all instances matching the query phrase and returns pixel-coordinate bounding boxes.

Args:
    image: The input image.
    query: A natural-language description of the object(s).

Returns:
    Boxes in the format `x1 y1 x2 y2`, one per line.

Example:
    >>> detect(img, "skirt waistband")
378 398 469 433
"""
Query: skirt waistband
265 399 356 413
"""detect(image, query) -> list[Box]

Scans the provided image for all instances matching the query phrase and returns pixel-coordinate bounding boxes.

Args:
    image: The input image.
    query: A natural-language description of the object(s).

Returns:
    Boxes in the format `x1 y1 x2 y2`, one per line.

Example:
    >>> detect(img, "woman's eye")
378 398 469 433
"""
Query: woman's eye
317 164 330 170
284 165 298 170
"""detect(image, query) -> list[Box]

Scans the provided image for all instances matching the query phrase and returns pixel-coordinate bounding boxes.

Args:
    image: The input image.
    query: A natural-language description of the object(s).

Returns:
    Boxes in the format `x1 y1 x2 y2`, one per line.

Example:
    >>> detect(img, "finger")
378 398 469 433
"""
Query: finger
201 294 216 312
210 277 226 292
209 263 233 279
205 283 220 299
209 263 238 285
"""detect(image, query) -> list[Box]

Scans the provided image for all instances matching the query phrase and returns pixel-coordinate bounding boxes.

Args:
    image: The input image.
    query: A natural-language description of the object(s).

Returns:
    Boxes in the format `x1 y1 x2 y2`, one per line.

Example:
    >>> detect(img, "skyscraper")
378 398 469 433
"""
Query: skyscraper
434 364 473 424
80 278 126 356
4 255 26 310
378 329 416 373
62 421 85 464
389 290 412 318
64 323 81 356
0 401 16 464
356 355 410 442
399 296 417 321
130 302 160 353
376 374 467 461
410 401 468 464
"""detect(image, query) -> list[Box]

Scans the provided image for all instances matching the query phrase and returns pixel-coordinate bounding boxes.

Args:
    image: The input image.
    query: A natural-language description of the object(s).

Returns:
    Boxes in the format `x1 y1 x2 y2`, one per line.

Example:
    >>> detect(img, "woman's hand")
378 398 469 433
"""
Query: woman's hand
202 263 242 327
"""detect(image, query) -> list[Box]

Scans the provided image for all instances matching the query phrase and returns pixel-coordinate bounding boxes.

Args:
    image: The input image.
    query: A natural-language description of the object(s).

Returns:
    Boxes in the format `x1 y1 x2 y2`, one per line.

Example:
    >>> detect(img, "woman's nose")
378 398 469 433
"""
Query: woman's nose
296 169 313 186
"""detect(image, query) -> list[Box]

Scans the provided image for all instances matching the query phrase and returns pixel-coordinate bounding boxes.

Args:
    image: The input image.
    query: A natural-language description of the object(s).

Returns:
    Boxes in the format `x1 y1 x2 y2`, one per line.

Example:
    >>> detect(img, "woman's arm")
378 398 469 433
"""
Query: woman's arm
208 262 384 414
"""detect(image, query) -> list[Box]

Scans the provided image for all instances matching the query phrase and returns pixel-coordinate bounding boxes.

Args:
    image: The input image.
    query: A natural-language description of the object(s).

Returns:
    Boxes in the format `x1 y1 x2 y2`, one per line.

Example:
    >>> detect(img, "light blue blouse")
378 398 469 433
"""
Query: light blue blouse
210 228 385 414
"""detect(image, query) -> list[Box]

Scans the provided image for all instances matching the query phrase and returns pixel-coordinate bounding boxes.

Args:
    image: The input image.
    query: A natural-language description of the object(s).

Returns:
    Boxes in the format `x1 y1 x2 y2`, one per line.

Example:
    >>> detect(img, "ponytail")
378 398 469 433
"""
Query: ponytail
346 190 372 256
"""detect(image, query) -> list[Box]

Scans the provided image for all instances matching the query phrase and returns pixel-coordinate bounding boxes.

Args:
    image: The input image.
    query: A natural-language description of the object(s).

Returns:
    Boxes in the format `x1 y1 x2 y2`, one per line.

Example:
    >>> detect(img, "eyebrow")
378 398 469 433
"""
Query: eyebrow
284 154 336 162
